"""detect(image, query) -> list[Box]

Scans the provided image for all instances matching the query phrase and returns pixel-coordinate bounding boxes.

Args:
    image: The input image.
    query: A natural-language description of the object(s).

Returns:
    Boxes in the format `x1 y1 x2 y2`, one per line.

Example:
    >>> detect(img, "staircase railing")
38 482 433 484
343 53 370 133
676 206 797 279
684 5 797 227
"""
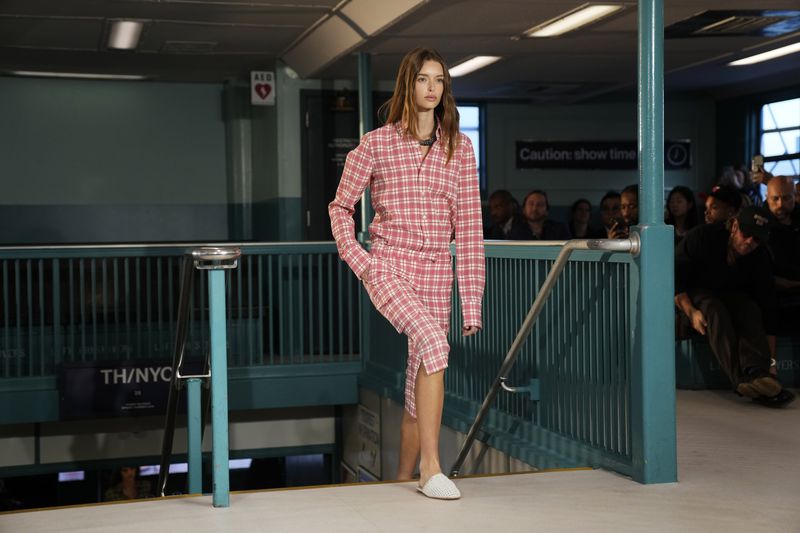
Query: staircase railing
450 237 639 477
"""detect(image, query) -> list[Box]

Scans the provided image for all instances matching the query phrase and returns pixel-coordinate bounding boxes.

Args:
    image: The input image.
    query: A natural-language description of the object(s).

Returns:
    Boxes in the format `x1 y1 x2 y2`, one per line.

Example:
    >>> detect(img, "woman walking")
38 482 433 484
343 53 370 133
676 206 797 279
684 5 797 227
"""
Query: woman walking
329 47 485 500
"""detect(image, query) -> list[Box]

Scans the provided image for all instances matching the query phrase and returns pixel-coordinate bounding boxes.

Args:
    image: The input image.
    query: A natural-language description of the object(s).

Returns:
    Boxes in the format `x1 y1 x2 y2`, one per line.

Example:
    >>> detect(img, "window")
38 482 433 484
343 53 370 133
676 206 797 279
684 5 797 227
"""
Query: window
458 104 485 191
760 97 800 177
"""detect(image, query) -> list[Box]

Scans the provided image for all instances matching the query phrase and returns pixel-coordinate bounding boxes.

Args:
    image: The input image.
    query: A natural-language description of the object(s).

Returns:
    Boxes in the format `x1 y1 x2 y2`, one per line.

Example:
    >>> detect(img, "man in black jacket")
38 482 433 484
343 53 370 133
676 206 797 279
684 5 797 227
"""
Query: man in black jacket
674 206 794 407
764 176 800 335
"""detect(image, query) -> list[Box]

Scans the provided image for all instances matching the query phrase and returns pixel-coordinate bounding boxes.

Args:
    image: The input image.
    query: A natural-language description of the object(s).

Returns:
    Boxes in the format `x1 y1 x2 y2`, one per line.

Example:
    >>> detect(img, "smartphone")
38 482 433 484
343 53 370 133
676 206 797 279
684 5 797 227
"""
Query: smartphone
751 154 764 172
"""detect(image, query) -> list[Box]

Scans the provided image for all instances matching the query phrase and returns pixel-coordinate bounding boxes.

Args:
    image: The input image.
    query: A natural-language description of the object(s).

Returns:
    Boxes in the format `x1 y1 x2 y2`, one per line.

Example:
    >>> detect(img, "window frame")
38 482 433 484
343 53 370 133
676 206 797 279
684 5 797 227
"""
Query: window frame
457 102 486 194
758 96 800 177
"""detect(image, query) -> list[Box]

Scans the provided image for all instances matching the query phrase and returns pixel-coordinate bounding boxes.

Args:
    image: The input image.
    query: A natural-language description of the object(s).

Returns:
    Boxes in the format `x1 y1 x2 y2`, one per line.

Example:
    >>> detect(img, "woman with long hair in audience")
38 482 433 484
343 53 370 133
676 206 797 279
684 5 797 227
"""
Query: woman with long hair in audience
329 47 484 500
665 185 700 241
568 198 605 239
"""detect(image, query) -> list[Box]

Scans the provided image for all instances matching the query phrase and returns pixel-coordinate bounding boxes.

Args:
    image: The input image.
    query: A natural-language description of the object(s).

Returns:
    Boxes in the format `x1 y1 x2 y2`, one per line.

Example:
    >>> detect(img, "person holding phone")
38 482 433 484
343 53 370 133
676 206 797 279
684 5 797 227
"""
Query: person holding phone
329 47 485 500
609 184 639 239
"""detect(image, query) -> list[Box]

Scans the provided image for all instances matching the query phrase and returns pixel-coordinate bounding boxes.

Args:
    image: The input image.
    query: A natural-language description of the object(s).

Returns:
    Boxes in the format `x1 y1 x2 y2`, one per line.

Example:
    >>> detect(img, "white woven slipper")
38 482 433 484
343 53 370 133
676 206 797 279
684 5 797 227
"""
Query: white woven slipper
416 473 461 500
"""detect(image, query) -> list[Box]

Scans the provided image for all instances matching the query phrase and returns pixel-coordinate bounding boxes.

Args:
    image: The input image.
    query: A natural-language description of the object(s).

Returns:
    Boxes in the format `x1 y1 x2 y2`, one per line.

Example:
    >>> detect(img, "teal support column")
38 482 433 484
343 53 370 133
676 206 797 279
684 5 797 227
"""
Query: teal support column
186 377 203 495
632 0 677 484
209 270 230 506
358 52 374 238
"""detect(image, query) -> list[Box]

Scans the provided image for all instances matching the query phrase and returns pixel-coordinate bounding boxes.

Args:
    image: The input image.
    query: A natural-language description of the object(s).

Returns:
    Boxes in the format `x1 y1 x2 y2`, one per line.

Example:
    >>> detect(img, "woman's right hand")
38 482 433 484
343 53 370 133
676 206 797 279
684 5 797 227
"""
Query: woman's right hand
361 267 370 285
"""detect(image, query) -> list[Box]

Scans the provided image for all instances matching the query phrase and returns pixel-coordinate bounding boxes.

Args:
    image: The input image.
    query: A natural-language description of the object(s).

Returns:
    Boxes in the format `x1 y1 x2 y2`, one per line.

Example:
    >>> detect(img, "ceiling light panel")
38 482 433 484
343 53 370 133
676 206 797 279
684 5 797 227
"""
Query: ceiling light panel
108 20 143 50
728 41 800 66
525 4 625 38
11 71 147 80
449 56 502 77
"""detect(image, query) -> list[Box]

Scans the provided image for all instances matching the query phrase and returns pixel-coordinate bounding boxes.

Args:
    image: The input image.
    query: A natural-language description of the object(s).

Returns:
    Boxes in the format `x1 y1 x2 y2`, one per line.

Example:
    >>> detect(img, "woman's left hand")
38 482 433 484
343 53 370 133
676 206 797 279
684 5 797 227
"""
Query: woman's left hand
462 326 479 337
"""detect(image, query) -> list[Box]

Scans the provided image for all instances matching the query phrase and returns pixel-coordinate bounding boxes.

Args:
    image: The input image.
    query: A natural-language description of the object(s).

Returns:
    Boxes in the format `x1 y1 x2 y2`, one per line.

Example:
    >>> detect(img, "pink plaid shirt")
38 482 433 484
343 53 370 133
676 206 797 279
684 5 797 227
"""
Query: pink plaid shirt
329 123 485 328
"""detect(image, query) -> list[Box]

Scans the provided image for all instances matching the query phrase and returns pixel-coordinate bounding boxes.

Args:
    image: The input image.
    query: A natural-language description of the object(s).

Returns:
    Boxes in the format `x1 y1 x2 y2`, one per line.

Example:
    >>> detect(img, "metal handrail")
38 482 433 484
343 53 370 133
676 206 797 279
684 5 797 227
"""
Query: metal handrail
449 236 640 477
157 254 197 497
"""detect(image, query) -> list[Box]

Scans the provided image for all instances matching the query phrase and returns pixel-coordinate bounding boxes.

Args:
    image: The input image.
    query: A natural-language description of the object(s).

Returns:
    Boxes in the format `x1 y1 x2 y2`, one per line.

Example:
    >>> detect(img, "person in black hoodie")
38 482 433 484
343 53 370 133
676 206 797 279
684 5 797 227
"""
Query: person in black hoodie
674 206 794 407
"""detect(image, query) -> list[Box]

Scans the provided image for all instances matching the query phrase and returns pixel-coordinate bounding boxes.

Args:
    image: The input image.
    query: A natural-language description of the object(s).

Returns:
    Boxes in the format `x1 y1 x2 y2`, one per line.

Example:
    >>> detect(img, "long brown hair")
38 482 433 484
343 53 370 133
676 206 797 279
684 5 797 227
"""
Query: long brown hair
379 47 460 162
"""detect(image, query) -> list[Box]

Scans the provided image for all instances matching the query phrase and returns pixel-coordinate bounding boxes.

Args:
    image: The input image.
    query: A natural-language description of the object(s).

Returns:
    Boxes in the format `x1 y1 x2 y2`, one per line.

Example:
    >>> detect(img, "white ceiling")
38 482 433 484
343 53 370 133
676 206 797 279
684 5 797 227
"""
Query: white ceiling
1 0 799 102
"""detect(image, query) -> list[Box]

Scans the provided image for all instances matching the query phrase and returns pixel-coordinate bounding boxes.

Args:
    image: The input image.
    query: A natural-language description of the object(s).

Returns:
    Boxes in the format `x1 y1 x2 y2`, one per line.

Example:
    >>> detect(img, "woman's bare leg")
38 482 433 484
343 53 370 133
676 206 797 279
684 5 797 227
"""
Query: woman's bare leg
415 368 445 487
396 411 419 480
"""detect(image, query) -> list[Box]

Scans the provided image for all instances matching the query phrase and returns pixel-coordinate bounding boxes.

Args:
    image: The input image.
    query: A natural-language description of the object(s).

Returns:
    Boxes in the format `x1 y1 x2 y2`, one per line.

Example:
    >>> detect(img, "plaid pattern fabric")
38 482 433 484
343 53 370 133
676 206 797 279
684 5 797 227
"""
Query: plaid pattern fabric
328 123 485 328
364 246 452 418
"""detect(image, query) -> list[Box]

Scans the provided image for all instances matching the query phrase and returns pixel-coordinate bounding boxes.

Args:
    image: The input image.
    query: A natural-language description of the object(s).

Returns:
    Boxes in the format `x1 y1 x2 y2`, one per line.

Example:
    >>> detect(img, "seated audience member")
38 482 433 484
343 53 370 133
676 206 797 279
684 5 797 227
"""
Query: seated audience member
674 207 794 408
764 176 800 334
104 466 152 501
609 185 638 239
485 189 532 239
665 186 700 241
704 185 742 224
764 176 800 282
599 191 622 237
568 198 604 239
521 190 571 240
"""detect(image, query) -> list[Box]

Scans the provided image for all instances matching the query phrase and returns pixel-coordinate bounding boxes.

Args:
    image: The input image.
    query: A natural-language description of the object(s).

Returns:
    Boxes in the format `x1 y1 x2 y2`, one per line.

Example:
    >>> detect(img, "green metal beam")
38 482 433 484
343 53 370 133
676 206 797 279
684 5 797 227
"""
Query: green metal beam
632 0 677 484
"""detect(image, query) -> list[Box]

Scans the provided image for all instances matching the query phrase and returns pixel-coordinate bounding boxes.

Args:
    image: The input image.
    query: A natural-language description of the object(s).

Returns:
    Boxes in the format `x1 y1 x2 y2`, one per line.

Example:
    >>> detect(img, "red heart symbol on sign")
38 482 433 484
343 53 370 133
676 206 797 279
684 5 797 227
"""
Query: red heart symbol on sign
255 84 271 100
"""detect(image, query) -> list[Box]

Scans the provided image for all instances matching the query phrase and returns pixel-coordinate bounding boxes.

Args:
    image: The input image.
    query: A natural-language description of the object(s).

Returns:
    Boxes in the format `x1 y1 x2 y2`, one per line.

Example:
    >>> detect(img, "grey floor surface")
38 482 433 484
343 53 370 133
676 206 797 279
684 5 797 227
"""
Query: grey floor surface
2 389 799 533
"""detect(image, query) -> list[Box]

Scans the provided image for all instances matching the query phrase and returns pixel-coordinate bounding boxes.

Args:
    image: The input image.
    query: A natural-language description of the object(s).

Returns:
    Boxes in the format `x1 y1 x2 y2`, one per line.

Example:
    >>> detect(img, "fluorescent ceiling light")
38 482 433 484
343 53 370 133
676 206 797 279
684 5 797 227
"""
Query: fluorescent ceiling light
526 4 624 37
728 41 800 66
449 56 502 78
10 71 146 80
108 20 143 50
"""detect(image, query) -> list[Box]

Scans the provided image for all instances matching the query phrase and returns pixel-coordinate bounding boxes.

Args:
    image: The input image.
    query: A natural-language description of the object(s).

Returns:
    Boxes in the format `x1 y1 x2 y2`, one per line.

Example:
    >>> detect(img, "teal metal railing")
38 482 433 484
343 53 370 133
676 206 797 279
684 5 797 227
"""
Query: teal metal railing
361 241 641 477
0 239 658 482
0 243 360 379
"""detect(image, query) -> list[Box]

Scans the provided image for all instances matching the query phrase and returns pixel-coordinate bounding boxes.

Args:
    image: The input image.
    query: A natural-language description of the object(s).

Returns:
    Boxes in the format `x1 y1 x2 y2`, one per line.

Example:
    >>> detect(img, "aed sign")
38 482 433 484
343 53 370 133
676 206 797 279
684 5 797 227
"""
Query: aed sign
251 71 276 106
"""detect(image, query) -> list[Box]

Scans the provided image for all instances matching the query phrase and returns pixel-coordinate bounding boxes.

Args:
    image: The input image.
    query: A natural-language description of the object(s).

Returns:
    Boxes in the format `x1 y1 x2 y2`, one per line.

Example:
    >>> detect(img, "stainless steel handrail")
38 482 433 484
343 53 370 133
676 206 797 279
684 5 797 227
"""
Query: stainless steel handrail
157 254 196 497
449 236 640 477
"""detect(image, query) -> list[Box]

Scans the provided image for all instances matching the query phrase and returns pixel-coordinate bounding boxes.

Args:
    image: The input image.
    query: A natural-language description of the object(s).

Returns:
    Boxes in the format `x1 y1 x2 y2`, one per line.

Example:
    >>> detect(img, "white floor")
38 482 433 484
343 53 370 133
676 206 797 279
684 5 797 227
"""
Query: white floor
2 390 799 533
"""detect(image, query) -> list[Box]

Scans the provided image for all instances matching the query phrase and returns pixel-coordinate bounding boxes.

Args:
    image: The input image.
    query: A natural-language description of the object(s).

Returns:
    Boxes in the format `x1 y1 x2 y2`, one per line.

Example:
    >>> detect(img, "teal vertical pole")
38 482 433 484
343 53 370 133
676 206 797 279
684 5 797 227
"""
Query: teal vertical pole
208 270 230 506
632 0 677 484
186 377 203 495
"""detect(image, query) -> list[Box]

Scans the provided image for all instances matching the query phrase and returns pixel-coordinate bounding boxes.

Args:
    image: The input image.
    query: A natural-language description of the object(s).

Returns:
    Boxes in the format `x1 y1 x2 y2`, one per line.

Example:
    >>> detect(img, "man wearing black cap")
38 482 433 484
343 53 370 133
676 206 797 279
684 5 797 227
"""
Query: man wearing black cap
704 184 742 225
674 206 794 407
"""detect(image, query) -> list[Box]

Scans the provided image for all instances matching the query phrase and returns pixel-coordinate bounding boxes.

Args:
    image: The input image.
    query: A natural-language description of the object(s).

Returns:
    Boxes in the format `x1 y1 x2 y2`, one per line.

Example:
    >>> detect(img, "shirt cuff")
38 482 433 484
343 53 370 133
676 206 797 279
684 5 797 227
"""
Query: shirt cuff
462 299 483 329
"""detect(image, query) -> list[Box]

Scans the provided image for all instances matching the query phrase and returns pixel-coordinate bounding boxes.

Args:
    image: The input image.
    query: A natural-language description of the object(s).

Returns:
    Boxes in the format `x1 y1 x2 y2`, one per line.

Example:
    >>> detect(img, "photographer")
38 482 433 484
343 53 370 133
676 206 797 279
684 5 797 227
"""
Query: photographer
609 184 638 239
674 207 794 408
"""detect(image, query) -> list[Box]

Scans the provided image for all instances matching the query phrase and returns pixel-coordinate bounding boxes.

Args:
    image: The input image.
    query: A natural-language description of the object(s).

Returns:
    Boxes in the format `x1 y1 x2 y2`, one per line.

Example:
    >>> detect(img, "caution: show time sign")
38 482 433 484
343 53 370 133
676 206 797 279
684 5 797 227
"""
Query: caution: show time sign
516 140 691 170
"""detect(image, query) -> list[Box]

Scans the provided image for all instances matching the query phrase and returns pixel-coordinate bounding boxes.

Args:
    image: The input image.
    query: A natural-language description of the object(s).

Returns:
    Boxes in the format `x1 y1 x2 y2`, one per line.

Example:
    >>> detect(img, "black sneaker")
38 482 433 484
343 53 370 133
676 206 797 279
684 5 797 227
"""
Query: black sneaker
736 372 782 398
752 389 796 409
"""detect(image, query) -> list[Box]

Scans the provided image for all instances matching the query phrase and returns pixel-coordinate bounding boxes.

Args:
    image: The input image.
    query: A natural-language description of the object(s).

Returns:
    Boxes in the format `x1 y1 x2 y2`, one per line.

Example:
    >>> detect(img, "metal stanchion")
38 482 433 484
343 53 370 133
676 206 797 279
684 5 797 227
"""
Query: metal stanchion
191 247 240 507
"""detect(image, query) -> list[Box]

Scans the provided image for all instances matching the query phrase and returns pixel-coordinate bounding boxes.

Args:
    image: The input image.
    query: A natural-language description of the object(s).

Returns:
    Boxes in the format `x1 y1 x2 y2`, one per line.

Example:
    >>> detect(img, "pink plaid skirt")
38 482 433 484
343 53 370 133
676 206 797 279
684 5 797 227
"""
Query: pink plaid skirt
363 244 452 418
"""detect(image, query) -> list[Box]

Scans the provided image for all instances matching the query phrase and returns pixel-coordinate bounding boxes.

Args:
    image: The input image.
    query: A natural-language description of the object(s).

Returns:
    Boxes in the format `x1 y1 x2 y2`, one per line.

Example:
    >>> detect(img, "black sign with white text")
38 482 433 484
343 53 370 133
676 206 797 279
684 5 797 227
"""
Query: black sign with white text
59 359 202 419
515 140 691 170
